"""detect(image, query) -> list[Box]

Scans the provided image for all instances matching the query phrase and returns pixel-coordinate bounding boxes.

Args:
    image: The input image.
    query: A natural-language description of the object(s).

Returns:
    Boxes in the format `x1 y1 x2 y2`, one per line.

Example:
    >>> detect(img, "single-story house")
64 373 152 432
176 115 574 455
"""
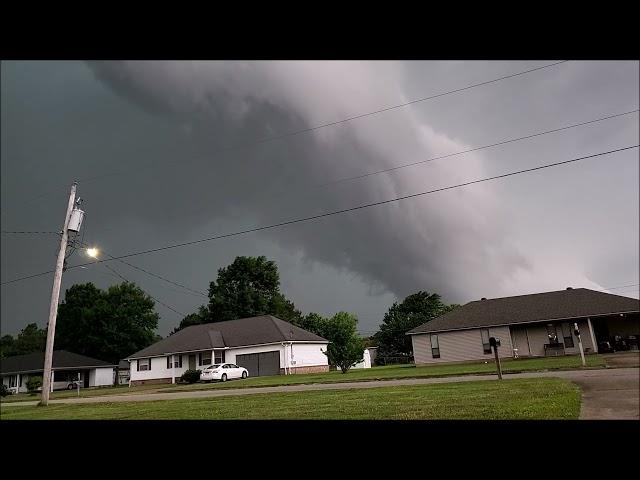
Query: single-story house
407 288 640 365
127 315 329 386
0 350 117 394
117 359 130 385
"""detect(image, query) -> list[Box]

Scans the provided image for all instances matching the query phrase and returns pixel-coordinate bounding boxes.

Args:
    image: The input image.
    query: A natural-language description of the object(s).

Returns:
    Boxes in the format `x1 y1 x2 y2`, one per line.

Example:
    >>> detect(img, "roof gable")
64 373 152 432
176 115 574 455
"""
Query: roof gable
408 288 639 335
127 315 327 359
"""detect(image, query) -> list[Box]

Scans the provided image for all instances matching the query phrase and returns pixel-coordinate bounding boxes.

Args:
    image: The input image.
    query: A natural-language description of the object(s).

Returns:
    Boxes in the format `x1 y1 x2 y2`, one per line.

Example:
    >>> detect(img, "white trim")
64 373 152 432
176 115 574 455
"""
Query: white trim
406 310 640 336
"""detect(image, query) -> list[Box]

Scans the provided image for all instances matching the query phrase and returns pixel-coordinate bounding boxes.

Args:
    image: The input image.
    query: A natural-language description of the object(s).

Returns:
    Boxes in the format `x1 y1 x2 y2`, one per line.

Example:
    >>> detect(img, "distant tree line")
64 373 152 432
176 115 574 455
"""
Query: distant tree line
3 255 458 373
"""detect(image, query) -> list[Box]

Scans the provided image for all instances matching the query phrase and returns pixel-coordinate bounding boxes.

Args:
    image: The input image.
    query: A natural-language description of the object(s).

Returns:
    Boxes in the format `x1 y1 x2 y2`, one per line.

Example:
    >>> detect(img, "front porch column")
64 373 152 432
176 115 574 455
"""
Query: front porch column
587 317 598 353
172 354 176 384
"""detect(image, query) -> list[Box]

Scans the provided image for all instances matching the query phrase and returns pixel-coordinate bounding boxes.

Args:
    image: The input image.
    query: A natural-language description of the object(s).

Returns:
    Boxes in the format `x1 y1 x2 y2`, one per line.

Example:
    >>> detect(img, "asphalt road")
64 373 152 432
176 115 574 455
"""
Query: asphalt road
4 367 638 419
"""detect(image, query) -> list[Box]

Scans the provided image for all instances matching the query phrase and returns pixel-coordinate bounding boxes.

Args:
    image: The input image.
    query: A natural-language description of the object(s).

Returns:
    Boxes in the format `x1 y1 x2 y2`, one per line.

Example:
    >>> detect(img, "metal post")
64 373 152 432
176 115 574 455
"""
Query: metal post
574 322 586 367
41 182 77 406
493 345 503 380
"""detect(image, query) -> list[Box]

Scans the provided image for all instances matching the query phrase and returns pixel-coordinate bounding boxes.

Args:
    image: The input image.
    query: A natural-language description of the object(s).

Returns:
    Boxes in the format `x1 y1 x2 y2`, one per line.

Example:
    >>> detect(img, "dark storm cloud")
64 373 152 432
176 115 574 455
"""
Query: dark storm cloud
2 60 638 337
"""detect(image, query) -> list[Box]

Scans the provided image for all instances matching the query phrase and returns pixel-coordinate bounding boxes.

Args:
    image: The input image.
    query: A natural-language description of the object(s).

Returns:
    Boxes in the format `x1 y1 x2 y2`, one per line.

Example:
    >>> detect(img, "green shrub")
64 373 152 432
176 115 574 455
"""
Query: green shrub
0 384 9 397
180 369 201 384
26 376 42 394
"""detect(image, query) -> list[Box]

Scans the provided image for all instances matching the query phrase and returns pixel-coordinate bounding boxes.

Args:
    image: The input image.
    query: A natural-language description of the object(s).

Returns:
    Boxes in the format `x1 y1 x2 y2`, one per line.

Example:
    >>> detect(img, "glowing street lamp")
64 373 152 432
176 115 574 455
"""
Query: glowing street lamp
86 247 99 258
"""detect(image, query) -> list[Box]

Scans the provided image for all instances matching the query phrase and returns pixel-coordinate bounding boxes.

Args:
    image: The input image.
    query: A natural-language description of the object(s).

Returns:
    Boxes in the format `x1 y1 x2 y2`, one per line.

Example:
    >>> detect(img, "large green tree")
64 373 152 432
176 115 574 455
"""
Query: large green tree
55 282 159 365
375 291 459 358
0 323 47 358
208 256 301 322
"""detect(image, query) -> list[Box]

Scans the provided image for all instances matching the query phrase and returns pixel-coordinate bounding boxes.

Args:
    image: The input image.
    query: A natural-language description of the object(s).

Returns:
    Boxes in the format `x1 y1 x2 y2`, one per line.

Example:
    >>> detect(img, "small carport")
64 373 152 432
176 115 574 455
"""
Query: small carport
590 312 640 352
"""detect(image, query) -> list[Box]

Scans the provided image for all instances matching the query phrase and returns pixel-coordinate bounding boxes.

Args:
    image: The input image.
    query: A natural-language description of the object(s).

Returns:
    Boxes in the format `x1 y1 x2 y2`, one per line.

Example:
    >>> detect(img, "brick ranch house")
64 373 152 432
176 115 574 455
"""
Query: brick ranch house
126 315 329 385
407 288 639 365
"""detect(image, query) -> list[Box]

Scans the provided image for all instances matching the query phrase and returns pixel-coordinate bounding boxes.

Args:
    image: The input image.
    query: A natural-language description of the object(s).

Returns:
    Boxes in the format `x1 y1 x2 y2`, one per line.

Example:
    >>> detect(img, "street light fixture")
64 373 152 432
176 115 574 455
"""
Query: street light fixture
86 247 99 258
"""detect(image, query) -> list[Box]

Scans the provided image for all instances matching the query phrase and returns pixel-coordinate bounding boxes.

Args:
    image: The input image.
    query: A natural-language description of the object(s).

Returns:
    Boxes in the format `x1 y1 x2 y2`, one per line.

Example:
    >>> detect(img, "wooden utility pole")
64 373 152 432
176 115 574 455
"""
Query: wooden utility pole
40 182 77 405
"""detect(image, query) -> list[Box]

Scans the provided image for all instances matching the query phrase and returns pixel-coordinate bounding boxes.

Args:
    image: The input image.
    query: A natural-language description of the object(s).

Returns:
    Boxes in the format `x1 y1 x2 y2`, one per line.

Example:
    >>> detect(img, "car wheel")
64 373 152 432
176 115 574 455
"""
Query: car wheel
242 371 247 379
221 373 227 382
67 384 74 390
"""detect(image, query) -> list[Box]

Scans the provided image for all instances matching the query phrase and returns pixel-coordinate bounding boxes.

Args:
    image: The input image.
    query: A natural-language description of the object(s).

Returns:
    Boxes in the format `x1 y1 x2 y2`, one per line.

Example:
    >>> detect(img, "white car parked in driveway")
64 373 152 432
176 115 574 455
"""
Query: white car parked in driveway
200 363 248 382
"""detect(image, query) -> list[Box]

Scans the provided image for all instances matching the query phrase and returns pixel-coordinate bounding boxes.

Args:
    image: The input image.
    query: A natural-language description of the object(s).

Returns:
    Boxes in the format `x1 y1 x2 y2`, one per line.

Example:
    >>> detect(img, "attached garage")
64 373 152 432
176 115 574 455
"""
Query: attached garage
236 351 280 377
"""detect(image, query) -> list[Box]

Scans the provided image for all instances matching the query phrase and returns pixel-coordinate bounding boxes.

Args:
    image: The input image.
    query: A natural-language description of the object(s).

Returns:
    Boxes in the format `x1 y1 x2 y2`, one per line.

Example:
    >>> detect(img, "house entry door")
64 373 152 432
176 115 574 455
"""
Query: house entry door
189 355 196 370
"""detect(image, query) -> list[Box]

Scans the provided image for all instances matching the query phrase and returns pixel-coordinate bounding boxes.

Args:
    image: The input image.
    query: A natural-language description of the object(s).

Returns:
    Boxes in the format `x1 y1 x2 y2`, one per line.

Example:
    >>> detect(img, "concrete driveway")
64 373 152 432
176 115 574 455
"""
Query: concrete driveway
4 367 638 419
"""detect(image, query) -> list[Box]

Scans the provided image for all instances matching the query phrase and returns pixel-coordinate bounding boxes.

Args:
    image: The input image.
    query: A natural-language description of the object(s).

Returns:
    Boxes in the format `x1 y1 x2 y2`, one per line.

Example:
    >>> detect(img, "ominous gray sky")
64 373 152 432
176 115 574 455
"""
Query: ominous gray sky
2 60 638 337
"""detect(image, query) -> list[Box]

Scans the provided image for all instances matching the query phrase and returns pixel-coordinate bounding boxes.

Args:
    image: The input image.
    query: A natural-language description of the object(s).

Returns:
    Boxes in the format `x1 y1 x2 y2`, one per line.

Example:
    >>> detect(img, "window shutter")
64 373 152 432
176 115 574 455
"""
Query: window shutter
148 358 151 371
136 360 139 371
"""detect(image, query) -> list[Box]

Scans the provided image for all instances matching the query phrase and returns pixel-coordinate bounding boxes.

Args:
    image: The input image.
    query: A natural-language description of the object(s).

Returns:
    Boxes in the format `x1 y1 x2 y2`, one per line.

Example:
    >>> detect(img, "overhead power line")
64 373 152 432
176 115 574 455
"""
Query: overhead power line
71 237 208 298
1 61 568 217
603 283 640 291
3 144 635 287
1 230 61 235
101 262 186 317
317 109 639 189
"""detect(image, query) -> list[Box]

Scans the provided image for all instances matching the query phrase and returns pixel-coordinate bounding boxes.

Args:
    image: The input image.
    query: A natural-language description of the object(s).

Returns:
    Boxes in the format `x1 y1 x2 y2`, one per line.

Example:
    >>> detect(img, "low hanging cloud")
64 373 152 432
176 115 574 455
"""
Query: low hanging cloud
88 60 595 303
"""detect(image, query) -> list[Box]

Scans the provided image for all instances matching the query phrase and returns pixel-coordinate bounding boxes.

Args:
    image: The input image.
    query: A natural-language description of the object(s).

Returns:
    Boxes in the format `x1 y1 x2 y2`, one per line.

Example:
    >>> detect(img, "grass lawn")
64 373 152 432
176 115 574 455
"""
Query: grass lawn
0 378 581 420
0 383 165 404
163 354 605 393
0 354 604 404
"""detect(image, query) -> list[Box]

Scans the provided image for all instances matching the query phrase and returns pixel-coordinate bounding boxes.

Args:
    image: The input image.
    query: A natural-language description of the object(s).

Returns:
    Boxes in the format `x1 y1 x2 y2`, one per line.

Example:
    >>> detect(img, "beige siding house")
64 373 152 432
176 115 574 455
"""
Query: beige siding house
408 288 639 365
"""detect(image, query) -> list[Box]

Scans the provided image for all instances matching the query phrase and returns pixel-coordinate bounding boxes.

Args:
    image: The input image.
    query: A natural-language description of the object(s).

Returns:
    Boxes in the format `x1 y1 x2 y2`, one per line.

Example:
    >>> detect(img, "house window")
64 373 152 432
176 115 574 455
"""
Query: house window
214 351 224 364
138 359 151 371
199 352 212 366
561 323 574 348
481 329 492 354
19 375 22 387
546 324 559 344
9 376 16 388
167 355 183 369
430 334 440 359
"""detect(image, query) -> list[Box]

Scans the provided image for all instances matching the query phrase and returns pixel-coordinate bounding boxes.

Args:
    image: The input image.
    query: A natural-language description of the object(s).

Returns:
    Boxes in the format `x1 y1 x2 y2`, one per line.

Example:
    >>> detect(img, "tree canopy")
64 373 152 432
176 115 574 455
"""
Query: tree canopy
0 323 47 358
320 312 365 373
173 256 303 331
55 282 160 364
374 291 459 358
208 256 302 323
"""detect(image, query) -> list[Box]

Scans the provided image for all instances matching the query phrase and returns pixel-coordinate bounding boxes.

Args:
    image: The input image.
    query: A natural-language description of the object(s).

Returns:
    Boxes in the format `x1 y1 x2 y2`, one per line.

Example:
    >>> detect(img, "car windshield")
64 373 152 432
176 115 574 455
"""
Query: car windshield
206 364 221 370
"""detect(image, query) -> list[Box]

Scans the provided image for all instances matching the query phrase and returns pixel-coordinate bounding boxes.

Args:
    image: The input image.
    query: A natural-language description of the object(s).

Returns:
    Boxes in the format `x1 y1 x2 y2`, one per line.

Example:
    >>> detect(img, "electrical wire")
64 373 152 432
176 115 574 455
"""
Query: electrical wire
1 231 61 235
70 237 208 298
101 262 187 317
3 144 636 286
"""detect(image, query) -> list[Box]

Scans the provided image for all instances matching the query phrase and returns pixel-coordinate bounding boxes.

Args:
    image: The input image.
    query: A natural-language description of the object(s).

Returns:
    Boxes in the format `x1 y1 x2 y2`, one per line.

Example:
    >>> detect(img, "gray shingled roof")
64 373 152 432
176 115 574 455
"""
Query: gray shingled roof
127 315 328 359
407 288 640 335
0 350 115 375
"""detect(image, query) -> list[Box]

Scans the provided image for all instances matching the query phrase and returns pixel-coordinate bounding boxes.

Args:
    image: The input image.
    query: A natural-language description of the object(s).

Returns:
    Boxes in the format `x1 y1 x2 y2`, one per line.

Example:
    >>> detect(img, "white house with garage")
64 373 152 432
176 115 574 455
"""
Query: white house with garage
1 350 116 394
126 315 330 385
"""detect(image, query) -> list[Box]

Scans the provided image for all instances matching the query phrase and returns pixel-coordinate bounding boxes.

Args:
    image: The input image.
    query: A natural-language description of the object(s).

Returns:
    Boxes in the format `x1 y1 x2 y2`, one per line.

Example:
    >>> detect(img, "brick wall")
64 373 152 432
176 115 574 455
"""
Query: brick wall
130 377 172 386
279 365 329 375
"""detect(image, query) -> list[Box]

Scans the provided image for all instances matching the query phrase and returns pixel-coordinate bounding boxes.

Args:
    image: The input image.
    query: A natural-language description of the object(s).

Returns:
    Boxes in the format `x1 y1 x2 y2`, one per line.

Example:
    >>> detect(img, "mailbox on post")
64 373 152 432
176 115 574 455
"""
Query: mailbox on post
489 337 503 380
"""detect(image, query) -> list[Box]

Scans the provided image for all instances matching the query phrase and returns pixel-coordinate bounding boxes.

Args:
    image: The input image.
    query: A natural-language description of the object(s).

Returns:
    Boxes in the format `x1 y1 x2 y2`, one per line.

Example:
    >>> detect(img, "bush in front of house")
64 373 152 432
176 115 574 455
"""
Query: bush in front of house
180 369 201 384
0 384 9 397
26 376 42 394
